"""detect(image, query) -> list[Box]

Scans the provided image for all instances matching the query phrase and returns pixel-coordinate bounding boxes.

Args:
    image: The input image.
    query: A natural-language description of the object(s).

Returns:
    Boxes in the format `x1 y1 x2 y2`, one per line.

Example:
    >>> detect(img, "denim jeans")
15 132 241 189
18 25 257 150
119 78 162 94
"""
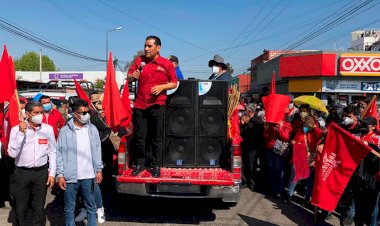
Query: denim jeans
287 164 315 200
94 182 103 209
370 191 380 226
267 150 286 197
64 179 97 226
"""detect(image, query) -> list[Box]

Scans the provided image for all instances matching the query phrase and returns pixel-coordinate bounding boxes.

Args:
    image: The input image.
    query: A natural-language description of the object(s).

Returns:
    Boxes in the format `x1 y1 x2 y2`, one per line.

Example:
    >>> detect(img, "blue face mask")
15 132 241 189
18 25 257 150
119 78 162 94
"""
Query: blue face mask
303 126 310 133
42 103 52 112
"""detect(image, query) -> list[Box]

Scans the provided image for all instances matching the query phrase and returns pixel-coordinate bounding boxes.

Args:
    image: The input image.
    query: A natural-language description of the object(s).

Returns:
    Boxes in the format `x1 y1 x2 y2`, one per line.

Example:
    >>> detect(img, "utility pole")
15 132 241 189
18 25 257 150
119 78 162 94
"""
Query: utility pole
39 49 42 82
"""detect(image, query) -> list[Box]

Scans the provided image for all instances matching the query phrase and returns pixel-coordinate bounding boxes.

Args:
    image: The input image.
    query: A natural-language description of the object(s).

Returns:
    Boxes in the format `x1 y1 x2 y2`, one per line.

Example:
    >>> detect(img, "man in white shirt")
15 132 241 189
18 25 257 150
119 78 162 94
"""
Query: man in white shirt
8 101 56 226
57 99 102 226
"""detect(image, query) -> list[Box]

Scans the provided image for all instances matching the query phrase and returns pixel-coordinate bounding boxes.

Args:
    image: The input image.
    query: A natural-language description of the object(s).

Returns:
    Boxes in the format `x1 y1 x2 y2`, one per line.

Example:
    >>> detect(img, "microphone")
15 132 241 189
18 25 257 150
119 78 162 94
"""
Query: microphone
139 62 146 72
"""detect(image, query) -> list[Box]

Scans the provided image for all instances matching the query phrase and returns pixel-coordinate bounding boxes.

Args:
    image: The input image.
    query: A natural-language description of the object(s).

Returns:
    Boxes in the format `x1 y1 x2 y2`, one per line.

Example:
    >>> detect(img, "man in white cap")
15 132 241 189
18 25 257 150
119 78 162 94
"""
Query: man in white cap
208 55 232 83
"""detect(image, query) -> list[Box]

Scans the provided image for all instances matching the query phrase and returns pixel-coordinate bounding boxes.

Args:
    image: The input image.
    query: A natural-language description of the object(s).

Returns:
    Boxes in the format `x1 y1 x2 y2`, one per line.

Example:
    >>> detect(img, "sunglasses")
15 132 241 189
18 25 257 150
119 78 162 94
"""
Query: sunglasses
75 111 89 116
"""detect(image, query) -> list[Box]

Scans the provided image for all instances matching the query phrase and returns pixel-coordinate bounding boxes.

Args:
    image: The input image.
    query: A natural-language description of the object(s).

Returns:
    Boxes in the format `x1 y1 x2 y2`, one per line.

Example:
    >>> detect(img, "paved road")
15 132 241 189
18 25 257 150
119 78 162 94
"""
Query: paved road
0 187 341 226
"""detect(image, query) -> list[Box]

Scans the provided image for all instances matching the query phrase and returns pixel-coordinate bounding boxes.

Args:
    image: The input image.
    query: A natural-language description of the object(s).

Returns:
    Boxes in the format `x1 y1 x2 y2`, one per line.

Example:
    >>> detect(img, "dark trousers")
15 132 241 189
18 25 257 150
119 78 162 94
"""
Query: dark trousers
10 166 48 226
134 105 164 167
0 156 15 205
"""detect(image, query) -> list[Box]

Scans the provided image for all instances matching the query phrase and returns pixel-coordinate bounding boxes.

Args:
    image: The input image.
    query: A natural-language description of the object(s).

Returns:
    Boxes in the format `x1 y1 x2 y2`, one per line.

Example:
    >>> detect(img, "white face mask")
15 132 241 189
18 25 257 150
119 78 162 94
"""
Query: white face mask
78 113 91 124
288 103 294 109
300 112 308 119
30 114 43 125
21 109 26 119
212 66 220 74
343 117 354 125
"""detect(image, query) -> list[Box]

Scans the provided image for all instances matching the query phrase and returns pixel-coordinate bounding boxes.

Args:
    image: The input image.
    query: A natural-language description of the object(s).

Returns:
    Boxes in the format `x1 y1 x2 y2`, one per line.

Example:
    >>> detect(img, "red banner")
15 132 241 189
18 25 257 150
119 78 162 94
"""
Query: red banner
311 123 372 212
292 143 310 182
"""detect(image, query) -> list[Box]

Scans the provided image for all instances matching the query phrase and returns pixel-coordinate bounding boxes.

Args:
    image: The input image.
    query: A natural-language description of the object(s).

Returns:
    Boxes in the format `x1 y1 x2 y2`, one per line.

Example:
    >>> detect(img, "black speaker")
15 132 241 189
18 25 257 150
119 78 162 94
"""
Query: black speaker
164 80 197 167
197 137 226 167
197 81 228 167
163 136 195 167
198 81 228 137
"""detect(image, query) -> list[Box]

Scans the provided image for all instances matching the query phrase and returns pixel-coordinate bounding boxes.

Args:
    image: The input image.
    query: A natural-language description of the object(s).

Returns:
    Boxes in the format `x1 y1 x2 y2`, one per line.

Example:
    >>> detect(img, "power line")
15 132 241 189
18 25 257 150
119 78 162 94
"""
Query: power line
0 18 106 62
46 0 106 32
97 0 211 53
224 0 270 54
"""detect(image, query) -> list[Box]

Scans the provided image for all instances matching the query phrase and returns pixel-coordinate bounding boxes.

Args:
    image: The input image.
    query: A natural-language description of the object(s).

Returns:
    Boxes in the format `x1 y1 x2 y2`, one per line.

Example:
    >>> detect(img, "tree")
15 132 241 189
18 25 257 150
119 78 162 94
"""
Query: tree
94 78 105 89
226 63 234 75
124 50 144 71
14 51 56 71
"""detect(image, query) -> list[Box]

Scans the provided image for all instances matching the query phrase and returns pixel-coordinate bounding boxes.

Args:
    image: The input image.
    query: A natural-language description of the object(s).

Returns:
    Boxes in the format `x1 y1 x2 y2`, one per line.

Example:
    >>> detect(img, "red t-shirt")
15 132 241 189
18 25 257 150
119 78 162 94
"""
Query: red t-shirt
128 55 177 110
42 109 65 139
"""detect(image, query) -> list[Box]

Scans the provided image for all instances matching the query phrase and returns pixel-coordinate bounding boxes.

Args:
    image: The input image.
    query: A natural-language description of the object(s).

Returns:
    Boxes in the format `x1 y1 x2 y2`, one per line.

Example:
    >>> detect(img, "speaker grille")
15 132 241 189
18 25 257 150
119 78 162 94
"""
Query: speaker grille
164 136 195 167
197 137 225 167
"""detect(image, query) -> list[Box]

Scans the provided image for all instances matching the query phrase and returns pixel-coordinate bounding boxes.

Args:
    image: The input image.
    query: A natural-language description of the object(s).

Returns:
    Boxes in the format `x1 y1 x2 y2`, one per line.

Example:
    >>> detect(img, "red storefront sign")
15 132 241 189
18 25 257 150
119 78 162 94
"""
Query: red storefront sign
340 54 380 76
280 53 336 77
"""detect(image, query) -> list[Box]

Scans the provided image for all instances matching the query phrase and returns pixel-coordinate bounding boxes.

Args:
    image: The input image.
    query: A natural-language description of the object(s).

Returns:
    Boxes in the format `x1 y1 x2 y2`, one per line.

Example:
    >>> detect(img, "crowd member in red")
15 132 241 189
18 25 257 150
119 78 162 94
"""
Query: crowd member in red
39 95 65 139
286 116 325 203
263 117 292 200
341 105 361 134
353 116 380 226
127 35 177 177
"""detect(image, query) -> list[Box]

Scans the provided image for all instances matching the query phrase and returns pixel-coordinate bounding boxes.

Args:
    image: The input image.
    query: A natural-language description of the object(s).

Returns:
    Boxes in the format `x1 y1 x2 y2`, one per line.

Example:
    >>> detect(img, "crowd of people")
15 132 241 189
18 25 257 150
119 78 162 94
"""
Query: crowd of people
238 96 380 226
0 35 235 226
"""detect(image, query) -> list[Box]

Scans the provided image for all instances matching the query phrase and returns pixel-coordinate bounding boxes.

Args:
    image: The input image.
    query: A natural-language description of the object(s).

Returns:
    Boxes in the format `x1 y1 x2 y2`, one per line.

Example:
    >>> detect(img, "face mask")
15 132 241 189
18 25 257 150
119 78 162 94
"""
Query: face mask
359 126 370 135
343 117 354 125
42 103 52 112
21 109 26 119
30 114 43 125
303 126 310 133
300 112 308 119
212 66 219 74
238 112 243 117
77 113 91 124
288 103 294 109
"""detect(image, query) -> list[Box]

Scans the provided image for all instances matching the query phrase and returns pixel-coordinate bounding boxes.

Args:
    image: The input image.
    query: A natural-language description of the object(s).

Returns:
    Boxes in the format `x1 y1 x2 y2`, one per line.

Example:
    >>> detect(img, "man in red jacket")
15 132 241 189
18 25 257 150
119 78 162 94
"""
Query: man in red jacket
39 95 65 139
263 119 292 200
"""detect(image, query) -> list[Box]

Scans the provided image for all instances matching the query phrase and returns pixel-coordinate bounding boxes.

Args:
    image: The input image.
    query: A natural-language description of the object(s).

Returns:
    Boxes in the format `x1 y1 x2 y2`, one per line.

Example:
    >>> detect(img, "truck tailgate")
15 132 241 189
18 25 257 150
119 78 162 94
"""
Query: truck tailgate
117 168 235 186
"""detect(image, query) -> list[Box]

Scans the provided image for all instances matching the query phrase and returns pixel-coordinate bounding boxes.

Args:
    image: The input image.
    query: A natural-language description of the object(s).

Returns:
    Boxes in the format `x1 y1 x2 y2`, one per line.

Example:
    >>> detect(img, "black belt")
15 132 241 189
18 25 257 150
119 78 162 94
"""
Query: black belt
17 163 48 171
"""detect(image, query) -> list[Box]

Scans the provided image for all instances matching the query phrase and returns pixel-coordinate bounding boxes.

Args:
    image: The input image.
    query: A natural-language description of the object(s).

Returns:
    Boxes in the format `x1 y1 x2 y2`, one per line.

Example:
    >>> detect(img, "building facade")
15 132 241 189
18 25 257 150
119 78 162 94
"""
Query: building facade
251 50 380 107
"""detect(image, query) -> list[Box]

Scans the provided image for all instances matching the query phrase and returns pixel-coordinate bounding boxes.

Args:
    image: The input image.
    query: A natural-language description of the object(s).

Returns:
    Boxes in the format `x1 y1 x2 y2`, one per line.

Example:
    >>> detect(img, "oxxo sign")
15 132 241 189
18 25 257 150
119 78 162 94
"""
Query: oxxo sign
340 54 380 76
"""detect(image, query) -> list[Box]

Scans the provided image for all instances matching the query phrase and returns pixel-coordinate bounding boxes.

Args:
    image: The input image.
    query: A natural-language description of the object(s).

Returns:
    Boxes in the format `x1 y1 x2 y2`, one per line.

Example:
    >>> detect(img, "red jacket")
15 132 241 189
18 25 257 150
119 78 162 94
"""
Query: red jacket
263 121 292 149
292 126 325 153
42 109 65 139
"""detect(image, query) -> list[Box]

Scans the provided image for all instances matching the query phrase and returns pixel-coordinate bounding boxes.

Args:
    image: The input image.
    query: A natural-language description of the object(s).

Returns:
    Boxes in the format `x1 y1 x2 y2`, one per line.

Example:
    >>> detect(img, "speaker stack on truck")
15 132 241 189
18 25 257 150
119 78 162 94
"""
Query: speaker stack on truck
163 80 228 168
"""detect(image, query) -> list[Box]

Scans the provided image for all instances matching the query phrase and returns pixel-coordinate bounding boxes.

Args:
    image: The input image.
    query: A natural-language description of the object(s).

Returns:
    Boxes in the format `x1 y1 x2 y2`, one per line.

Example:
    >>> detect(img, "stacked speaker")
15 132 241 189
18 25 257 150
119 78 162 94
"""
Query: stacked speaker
163 80 228 168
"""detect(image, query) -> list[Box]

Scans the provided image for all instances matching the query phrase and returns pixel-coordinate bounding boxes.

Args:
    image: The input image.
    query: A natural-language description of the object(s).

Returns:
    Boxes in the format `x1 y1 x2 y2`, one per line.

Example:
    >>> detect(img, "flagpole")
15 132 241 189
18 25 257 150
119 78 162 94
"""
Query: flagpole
13 90 23 122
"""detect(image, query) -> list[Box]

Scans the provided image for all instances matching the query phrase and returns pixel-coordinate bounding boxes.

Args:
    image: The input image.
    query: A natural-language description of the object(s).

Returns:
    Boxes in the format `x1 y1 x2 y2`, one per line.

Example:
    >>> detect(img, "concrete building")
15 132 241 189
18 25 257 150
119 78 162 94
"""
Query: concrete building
249 50 380 107
349 30 380 51
15 71 127 87
231 74 251 94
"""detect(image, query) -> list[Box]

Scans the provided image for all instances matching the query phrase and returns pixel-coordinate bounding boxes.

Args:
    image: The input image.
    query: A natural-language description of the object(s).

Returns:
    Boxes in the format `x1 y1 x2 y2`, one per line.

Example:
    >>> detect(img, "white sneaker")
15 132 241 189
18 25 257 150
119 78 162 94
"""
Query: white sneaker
74 208 87 222
96 207 106 224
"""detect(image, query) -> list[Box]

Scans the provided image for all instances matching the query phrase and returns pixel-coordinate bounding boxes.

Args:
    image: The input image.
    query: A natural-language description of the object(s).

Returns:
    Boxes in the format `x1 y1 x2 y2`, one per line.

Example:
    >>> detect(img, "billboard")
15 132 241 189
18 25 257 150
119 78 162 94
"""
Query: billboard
49 73 83 80
280 53 336 77
340 54 380 76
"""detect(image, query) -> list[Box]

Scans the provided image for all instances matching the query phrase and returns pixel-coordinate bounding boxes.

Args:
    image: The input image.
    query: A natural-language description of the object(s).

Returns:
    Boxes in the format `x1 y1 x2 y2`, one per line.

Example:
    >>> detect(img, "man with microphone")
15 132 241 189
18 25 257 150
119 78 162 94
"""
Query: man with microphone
127 35 177 177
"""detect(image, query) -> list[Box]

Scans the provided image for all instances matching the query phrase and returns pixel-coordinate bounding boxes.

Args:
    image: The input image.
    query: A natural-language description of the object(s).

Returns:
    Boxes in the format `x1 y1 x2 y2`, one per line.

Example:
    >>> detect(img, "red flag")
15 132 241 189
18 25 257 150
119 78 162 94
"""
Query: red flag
103 52 128 132
292 143 310 182
0 102 4 142
121 79 132 127
1 94 21 151
74 79 93 109
364 97 379 131
262 72 290 124
0 46 16 103
311 122 373 212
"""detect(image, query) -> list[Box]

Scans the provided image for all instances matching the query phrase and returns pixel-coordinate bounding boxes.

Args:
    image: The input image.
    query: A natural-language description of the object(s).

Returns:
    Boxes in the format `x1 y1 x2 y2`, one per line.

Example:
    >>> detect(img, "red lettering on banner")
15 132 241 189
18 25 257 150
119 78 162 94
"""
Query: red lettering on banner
340 55 380 75
38 139 48 144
